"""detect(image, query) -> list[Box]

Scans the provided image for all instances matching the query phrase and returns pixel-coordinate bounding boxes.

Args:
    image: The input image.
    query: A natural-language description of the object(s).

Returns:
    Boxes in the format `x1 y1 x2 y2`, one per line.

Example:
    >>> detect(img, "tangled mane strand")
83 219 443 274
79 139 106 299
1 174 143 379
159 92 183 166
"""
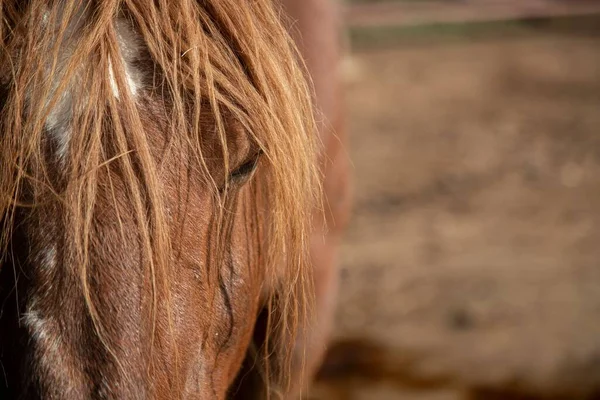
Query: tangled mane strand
0 0 319 395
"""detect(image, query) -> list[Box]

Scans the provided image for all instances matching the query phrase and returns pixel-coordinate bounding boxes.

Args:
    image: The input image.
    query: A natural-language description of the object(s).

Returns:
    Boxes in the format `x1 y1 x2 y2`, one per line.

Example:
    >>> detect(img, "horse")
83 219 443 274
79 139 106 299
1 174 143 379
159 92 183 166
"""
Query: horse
279 0 351 394
0 0 331 398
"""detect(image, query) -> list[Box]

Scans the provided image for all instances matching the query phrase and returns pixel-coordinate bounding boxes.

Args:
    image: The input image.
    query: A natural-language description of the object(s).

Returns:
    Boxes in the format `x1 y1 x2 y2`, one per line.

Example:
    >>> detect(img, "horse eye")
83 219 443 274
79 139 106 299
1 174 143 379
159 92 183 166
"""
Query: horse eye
228 151 262 185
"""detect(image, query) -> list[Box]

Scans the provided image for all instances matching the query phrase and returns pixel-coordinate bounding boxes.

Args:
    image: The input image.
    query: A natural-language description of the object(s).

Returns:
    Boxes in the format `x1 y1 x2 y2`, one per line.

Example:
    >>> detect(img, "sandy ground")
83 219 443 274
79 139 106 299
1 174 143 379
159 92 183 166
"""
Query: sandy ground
310 30 600 399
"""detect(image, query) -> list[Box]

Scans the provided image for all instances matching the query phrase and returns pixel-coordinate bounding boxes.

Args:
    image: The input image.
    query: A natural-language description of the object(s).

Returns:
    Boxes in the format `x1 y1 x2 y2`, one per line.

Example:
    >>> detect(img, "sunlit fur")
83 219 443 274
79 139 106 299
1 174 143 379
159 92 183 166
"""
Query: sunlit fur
0 0 319 398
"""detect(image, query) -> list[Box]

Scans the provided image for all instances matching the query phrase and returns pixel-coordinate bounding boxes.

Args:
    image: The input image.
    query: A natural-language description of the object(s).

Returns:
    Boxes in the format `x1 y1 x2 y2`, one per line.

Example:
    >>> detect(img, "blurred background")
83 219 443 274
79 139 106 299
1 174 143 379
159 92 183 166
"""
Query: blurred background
308 1 600 399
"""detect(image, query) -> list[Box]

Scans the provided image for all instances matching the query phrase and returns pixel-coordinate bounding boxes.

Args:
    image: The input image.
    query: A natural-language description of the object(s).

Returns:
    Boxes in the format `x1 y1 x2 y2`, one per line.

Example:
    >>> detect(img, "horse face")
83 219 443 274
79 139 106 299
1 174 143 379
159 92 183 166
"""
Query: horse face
145 113 267 397
0 2 317 397
0 108 266 399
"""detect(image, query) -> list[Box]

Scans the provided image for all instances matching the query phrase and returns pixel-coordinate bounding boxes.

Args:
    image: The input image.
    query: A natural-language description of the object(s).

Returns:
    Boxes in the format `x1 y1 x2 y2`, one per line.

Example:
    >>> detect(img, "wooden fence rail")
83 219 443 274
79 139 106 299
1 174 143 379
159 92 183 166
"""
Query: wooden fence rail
345 0 600 28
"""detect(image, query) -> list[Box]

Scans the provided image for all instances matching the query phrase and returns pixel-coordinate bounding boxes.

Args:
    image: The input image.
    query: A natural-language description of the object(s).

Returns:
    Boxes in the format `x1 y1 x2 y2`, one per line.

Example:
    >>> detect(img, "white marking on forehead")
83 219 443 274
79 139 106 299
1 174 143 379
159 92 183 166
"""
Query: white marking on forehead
44 18 142 160
45 91 73 161
107 58 141 100
42 7 81 160
109 19 142 99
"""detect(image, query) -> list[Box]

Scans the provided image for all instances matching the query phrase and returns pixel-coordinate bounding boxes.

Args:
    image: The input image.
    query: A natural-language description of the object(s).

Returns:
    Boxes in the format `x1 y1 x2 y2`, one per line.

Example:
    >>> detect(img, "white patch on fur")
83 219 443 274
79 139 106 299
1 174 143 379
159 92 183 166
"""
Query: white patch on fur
22 305 82 395
45 91 73 161
107 58 140 99
44 18 142 161
22 309 53 346
42 245 57 270
108 59 119 98
108 20 142 99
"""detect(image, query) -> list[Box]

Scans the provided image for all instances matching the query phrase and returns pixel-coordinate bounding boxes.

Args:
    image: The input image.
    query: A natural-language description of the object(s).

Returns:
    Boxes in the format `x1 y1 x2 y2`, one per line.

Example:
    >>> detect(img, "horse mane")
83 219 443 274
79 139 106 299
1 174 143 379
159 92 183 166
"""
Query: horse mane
0 0 319 394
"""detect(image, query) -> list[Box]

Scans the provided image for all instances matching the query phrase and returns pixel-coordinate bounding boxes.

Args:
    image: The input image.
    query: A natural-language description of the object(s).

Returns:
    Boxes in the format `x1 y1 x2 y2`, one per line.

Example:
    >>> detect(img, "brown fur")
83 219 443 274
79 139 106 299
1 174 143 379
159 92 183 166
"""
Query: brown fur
0 0 319 398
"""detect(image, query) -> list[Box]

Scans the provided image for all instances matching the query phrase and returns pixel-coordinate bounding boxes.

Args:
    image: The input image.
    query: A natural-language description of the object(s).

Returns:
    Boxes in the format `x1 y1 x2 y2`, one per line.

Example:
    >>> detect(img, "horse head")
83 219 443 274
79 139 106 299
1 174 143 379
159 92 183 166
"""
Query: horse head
0 1 319 398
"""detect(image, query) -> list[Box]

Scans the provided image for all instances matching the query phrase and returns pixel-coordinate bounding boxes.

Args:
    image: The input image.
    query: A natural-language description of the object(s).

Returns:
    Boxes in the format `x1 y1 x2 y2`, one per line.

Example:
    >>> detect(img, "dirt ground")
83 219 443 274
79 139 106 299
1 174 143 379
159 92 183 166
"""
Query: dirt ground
310 28 600 400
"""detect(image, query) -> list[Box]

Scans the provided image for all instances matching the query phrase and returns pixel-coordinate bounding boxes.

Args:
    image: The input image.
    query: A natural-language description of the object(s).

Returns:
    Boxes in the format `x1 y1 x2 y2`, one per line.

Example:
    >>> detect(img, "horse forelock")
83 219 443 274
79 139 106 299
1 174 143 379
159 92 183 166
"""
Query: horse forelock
0 0 319 397
45 13 143 162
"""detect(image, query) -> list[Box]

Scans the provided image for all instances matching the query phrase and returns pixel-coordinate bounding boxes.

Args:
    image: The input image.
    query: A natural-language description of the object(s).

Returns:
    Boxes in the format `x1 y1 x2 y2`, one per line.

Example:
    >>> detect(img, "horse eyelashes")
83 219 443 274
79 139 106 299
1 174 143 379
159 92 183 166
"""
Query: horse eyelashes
228 151 263 185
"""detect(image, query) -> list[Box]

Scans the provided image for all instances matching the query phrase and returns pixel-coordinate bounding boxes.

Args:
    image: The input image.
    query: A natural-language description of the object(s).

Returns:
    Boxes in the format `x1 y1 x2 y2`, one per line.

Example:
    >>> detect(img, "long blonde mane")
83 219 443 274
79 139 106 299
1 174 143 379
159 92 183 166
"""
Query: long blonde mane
0 0 318 394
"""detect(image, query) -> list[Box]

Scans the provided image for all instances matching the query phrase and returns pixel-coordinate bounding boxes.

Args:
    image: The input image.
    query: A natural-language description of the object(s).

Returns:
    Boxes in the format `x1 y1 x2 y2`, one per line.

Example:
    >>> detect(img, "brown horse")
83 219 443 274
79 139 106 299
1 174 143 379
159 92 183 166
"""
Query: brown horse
0 0 338 398
280 0 351 396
